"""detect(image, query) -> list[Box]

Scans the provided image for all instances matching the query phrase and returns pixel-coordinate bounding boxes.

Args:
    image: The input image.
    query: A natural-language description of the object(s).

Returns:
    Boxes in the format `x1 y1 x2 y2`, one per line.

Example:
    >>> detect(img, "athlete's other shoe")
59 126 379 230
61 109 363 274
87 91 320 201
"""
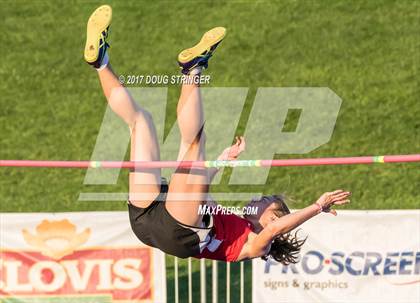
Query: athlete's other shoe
84 5 112 68
178 27 226 75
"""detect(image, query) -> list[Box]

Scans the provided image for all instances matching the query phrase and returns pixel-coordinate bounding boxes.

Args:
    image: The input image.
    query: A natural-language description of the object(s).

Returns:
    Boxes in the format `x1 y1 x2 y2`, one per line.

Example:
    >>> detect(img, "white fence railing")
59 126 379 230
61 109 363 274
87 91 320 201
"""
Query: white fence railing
171 257 247 303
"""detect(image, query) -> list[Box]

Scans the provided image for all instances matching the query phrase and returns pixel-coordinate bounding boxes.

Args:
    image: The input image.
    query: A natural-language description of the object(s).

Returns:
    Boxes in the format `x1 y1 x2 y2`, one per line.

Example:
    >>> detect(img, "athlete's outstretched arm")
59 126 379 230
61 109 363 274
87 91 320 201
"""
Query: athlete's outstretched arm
248 190 351 258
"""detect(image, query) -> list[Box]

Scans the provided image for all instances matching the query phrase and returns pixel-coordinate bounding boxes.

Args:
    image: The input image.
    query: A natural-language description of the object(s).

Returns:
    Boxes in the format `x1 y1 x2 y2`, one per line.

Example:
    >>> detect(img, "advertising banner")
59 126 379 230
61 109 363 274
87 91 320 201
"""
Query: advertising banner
252 210 420 303
0 212 166 303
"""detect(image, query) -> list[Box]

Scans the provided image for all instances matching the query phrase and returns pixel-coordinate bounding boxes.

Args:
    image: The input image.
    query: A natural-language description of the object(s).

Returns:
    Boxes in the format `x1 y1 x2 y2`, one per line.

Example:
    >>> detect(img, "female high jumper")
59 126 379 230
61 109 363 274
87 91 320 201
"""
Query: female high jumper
84 5 351 263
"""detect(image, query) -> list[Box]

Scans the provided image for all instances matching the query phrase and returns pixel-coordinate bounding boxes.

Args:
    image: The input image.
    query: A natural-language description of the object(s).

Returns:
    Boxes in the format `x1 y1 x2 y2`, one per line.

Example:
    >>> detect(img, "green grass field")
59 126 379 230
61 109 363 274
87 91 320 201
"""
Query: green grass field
1 0 419 212
0 0 419 302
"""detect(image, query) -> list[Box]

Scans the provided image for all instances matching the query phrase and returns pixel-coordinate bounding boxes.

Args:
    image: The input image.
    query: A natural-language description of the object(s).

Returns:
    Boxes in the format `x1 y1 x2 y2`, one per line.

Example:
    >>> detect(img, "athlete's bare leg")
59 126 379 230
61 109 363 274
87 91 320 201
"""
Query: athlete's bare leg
166 73 210 227
166 27 226 227
97 65 162 207
85 5 161 207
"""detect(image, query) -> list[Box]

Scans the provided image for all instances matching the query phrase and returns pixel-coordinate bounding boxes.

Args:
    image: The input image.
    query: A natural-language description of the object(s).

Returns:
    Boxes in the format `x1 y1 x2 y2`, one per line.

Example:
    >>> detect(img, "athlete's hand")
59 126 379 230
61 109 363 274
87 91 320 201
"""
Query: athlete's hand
315 190 351 216
217 136 246 161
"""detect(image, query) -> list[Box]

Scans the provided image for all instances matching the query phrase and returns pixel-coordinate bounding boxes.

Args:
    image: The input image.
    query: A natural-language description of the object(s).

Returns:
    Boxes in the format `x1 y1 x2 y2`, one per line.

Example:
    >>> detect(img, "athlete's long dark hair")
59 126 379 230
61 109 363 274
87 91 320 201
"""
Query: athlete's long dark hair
258 195 307 265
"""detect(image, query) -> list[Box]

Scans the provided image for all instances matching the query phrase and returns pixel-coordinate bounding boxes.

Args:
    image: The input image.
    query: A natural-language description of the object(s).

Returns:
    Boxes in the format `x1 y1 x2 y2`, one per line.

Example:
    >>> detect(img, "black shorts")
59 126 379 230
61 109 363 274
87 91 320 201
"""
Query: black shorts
128 179 213 258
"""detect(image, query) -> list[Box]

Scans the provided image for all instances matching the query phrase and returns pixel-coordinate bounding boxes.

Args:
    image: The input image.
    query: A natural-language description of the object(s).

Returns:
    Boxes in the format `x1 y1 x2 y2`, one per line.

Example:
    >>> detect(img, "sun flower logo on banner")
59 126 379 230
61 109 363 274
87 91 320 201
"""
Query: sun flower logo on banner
0 212 166 303
22 219 91 260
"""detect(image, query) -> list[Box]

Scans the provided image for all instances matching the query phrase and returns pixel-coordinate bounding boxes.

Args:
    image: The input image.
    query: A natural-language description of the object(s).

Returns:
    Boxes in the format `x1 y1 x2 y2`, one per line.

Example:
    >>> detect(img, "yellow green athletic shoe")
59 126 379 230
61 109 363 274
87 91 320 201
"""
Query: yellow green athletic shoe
178 27 226 75
84 5 112 68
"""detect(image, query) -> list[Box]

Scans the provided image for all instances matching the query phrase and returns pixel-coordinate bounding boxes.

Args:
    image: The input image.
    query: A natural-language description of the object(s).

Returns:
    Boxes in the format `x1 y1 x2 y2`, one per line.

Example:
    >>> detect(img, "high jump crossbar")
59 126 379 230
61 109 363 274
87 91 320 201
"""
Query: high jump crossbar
0 154 419 169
